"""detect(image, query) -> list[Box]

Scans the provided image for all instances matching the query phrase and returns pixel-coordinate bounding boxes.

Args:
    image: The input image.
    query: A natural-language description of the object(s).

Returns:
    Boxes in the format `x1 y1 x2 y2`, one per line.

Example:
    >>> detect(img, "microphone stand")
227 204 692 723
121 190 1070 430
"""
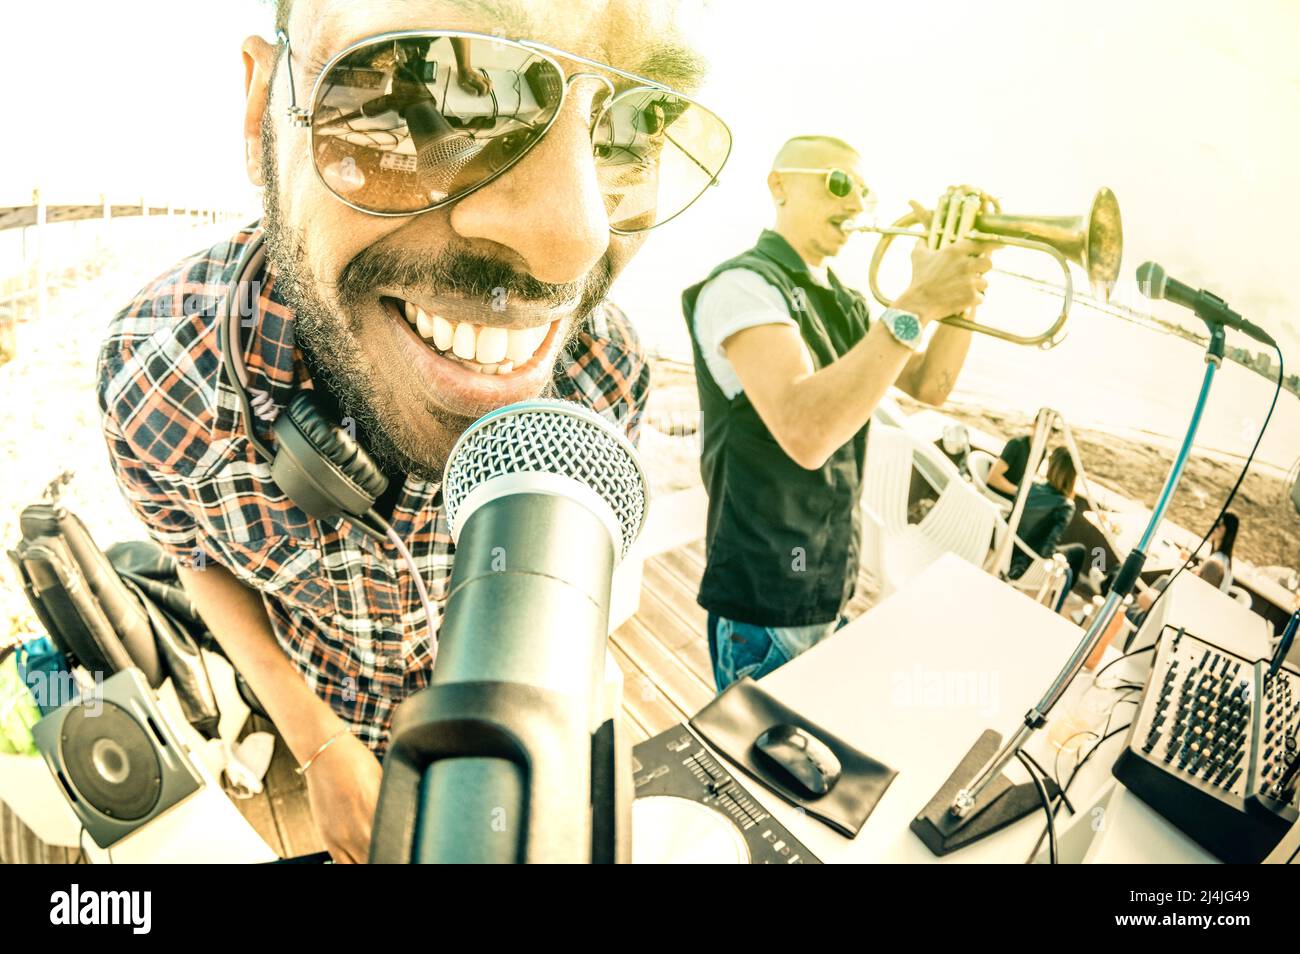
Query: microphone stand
913 325 1227 854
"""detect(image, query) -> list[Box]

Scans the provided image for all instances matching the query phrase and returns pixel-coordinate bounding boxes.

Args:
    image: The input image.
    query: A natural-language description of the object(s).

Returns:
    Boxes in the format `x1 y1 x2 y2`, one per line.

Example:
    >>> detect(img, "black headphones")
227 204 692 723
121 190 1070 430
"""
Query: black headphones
217 230 391 543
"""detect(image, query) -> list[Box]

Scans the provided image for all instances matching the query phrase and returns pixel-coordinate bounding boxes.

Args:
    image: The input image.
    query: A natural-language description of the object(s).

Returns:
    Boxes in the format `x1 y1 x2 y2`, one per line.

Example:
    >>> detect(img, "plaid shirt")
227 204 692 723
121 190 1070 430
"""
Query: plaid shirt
96 225 649 754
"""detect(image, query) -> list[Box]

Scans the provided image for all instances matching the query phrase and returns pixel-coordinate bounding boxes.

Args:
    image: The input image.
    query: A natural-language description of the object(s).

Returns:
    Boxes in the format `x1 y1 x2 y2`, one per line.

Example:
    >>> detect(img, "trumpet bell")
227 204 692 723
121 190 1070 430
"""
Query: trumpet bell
859 185 1124 348
975 188 1122 300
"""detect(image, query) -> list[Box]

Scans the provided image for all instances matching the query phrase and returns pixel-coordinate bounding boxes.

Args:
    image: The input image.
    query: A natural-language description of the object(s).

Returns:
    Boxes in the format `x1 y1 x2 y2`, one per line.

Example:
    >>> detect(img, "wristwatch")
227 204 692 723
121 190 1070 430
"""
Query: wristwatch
879 307 923 351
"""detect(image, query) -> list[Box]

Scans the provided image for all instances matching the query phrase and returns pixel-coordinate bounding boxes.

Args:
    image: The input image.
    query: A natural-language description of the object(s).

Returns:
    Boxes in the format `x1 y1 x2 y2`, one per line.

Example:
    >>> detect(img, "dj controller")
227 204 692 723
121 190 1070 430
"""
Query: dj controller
631 724 821 864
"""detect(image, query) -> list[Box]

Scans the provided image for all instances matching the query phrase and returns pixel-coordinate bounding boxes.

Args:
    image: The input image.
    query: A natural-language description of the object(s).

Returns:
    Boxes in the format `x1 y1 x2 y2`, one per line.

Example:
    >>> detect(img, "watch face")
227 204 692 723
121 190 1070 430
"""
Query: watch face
893 312 920 342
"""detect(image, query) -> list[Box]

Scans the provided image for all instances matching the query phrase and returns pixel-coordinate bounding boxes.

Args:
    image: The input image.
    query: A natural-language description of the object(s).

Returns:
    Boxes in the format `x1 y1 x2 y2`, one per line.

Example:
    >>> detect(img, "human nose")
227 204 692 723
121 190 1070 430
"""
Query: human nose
448 89 609 285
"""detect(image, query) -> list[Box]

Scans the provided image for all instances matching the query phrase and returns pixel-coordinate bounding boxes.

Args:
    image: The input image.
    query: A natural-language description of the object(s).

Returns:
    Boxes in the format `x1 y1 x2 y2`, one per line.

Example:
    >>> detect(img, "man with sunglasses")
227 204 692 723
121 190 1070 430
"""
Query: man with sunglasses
96 0 729 862
683 135 992 690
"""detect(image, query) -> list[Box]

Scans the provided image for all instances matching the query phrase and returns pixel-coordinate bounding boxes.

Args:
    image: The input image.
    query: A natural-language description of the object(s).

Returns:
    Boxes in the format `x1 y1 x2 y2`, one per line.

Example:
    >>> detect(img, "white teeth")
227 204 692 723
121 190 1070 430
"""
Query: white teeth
432 314 454 351
475 326 509 364
397 299 551 373
505 324 548 364
415 308 436 340
452 322 477 360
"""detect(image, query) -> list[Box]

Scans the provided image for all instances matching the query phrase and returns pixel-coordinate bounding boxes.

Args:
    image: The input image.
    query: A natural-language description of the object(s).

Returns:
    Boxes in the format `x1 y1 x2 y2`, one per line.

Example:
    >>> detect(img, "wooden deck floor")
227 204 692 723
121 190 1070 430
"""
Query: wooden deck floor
612 538 880 742
1 540 880 863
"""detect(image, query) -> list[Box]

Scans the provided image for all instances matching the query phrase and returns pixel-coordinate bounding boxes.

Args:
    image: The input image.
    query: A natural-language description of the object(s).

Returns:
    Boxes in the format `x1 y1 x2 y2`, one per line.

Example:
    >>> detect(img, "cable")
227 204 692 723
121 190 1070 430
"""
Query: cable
1090 644 1154 687
1024 722 1128 868
376 512 439 665
1021 749 1075 816
1017 750 1056 864
1030 697 1139 863
1053 728 1098 796
1142 344 1284 622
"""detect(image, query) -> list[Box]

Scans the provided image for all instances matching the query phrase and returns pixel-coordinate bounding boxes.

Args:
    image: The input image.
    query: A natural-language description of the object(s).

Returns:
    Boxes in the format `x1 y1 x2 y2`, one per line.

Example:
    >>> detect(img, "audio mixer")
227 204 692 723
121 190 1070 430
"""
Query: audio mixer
1113 625 1299 863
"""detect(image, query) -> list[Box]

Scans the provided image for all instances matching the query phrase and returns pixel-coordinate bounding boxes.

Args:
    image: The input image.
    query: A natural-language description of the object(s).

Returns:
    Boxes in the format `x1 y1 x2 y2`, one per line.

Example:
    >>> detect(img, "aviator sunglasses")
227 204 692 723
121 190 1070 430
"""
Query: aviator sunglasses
279 29 733 233
773 166 874 206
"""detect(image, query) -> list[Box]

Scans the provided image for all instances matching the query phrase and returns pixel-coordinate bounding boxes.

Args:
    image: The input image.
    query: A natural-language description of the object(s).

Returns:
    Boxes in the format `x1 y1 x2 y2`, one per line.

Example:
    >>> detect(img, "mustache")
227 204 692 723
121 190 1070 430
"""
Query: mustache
335 246 612 315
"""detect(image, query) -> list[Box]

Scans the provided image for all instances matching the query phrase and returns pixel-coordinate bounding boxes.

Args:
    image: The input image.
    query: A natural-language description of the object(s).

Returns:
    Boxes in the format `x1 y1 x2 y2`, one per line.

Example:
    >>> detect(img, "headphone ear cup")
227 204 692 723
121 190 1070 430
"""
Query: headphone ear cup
270 391 389 520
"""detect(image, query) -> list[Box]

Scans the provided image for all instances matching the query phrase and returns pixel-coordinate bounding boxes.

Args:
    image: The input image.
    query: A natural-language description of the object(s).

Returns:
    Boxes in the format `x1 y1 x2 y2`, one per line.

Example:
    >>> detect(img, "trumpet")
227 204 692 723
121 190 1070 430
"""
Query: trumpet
843 186 1123 349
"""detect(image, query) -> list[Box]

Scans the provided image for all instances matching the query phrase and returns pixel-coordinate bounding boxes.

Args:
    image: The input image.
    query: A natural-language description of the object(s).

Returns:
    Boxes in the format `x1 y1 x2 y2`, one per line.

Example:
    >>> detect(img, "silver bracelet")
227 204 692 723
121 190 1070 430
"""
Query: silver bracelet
296 728 349 776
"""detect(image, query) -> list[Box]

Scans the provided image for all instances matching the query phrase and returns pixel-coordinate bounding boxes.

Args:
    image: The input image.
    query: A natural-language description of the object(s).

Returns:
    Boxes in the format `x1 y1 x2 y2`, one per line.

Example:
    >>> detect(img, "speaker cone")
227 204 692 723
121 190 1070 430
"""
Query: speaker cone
62 701 163 821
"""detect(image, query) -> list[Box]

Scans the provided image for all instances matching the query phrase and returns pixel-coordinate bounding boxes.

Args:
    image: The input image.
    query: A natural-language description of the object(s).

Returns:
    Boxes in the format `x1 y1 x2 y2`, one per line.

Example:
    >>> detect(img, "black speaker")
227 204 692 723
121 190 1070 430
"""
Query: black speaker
32 668 203 848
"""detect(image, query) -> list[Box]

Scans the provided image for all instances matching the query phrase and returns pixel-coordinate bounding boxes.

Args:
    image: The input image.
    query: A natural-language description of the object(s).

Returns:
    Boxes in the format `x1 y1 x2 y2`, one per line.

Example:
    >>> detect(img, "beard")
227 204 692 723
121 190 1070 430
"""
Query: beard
257 113 614 482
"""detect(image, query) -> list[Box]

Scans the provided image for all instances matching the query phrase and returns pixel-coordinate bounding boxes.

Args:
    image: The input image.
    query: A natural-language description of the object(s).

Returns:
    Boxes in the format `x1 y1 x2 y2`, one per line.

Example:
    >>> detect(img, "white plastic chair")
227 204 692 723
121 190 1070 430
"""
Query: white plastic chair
862 424 999 599
870 391 909 430
989 518 1071 608
1225 584 1252 609
968 449 1013 516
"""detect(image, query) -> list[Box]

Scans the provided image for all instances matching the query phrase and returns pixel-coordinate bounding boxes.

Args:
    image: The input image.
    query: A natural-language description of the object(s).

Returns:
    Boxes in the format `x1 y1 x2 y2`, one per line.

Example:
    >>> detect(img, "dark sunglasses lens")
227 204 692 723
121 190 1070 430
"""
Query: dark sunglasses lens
310 35 564 213
594 90 731 233
826 169 853 198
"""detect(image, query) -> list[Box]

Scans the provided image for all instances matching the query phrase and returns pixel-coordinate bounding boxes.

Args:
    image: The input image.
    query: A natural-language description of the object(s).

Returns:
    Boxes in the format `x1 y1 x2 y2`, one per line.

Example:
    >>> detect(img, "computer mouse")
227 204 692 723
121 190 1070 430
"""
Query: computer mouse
752 724 841 798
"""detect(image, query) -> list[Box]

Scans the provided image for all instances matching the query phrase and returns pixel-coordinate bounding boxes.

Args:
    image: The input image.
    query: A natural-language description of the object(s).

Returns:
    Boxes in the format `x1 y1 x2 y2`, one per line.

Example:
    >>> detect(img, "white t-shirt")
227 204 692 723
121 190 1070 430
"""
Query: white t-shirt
692 267 830 399
1204 551 1233 592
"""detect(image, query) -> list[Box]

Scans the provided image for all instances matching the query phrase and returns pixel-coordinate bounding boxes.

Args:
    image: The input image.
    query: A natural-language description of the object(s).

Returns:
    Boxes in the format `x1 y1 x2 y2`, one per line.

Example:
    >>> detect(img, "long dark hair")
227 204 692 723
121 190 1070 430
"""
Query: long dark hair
1046 447 1076 497
1215 512 1238 566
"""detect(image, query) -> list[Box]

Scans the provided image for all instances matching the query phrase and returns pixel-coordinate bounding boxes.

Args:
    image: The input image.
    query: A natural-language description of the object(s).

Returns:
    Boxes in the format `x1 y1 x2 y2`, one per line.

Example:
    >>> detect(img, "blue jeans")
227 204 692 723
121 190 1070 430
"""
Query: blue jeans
706 613 847 692
1055 567 1074 613
1054 543 1089 613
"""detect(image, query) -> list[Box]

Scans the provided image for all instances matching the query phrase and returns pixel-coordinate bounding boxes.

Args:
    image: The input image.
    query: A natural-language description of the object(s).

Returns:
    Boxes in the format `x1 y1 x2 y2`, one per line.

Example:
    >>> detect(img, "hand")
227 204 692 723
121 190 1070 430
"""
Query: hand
894 237 995 323
302 730 383 863
458 68 492 95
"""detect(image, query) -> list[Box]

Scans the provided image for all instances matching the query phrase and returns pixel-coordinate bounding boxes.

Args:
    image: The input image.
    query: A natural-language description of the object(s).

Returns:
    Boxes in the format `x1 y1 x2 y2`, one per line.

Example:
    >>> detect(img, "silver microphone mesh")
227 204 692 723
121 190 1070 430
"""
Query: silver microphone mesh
443 399 648 560
417 132 484 198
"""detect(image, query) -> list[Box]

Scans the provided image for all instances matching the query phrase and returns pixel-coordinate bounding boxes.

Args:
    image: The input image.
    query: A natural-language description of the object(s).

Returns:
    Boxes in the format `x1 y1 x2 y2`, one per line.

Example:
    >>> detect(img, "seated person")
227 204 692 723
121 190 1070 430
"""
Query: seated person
1008 447 1086 613
987 433 1032 500
1181 511 1237 592
1129 512 1239 622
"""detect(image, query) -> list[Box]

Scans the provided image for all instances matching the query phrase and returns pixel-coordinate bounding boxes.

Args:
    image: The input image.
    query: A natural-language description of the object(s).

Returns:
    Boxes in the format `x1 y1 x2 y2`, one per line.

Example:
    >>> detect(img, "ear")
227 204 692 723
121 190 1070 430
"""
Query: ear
242 36 277 186
767 171 785 206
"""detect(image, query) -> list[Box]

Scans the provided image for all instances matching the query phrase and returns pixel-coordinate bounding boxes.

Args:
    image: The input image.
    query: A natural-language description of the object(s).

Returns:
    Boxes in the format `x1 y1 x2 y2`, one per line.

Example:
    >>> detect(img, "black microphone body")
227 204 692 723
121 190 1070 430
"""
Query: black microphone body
370 400 646 864
413 491 616 863
1137 261 1276 348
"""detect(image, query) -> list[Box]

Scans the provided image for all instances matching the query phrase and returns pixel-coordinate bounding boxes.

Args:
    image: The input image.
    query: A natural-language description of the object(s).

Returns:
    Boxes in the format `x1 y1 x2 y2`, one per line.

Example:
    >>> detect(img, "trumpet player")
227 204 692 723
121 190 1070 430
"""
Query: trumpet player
682 134 994 690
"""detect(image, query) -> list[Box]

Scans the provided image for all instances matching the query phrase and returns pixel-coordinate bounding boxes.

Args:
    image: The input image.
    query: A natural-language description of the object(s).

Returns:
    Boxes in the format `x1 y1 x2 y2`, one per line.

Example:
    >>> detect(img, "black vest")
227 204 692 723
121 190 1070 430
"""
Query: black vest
681 230 871 626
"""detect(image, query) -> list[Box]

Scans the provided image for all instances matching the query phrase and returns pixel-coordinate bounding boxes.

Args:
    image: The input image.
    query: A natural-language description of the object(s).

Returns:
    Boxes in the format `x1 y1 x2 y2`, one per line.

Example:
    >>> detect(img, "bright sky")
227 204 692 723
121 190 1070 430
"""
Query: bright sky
2 0 1297 359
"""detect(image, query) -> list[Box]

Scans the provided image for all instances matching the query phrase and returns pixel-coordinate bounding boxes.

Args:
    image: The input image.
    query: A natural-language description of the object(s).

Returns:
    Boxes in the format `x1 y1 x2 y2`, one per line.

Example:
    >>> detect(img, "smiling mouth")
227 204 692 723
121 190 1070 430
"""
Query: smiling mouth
383 296 557 376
